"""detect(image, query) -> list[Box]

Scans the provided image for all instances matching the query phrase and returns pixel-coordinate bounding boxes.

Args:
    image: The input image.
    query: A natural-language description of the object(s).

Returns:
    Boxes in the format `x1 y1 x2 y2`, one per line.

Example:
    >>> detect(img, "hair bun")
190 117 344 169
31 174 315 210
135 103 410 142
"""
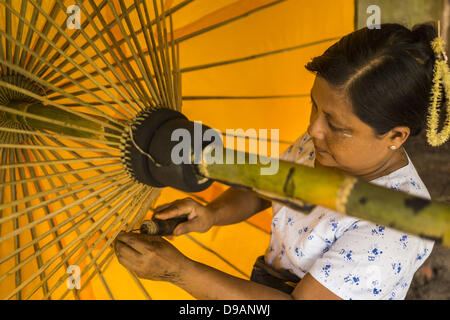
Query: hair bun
412 22 438 45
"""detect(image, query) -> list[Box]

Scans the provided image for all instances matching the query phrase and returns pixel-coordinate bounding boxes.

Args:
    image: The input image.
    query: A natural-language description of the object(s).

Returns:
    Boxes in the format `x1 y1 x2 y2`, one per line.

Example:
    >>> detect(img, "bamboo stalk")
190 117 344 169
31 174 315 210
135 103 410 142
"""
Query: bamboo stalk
0 75 128 131
0 103 123 142
197 146 450 246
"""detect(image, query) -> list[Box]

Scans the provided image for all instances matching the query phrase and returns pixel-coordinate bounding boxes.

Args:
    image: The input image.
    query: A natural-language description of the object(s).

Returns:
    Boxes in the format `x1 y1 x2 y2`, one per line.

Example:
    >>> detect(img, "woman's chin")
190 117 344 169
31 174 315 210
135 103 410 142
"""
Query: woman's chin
315 151 334 167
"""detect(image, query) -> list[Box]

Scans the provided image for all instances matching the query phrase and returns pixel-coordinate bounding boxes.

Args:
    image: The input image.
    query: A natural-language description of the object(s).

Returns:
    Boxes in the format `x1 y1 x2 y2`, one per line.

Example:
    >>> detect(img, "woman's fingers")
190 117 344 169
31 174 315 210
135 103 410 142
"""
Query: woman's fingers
172 218 201 236
116 231 155 254
153 198 195 220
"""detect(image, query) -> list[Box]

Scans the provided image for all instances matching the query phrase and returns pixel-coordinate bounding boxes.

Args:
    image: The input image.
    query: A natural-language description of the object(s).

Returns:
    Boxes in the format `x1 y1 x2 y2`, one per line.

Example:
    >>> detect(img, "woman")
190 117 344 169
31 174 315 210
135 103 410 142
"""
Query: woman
114 22 442 300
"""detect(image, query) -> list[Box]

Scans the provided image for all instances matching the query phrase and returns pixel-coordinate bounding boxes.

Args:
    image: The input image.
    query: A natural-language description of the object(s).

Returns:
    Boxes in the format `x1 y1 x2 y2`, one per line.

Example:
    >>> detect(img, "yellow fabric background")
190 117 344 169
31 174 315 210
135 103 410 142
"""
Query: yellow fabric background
0 0 354 299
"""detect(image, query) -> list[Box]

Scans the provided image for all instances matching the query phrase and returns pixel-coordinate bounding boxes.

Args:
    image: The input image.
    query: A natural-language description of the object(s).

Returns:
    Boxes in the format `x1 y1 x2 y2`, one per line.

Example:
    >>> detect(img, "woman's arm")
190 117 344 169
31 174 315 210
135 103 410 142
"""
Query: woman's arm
207 187 272 226
153 187 271 235
114 232 342 300
175 258 292 300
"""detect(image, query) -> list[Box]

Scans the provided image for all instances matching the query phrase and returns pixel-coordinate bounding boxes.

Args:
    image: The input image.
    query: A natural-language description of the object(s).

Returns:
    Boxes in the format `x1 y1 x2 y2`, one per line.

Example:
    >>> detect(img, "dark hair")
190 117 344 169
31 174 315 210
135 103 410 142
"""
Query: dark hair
305 22 438 137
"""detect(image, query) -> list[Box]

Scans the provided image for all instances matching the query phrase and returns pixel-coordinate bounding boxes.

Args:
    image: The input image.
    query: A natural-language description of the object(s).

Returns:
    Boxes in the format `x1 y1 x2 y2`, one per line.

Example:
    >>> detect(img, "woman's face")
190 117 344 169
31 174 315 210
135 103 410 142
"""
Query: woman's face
307 76 409 180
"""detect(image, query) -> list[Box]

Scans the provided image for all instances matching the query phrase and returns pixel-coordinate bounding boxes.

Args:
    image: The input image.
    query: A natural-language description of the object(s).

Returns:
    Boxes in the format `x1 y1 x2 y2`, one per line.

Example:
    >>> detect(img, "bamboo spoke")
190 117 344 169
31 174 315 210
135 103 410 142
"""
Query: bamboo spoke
0 174 128 238
2 0 138 118
0 163 118 188
0 179 137 295
20 184 148 300
0 144 119 154
0 180 133 268
0 156 120 170
0 127 121 147
54 187 155 300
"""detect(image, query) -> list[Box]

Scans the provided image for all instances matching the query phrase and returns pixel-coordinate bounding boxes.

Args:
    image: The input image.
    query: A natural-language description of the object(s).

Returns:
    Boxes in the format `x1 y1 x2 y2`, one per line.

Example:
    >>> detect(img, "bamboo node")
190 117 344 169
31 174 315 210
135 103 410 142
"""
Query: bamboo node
335 176 358 214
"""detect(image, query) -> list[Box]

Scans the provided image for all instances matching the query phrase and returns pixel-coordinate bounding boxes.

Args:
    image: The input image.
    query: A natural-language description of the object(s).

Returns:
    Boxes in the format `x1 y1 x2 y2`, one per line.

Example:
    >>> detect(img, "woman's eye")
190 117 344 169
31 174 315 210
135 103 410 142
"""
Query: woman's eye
328 122 341 131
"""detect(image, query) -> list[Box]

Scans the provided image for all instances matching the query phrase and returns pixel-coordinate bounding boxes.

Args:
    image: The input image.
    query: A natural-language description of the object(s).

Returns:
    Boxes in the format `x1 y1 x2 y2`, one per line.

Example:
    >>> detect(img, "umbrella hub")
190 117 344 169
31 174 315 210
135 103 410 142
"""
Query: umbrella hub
0 75 44 144
120 107 213 192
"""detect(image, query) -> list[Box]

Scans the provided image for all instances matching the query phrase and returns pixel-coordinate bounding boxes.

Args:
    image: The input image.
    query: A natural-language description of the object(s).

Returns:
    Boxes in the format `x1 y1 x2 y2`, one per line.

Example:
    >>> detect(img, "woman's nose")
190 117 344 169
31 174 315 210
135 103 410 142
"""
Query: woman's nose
307 112 326 140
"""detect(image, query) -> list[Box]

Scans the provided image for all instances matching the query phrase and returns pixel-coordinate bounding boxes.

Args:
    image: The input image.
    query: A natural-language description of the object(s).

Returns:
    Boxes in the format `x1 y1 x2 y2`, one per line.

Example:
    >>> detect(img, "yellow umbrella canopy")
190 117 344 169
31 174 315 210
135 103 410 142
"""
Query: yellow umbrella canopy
0 0 354 299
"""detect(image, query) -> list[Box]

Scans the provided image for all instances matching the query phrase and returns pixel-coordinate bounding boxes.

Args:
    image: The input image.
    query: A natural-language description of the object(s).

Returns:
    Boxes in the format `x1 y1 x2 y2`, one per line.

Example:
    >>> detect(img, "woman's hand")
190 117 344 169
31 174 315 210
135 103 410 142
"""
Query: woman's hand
152 197 215 236
114 231 191 282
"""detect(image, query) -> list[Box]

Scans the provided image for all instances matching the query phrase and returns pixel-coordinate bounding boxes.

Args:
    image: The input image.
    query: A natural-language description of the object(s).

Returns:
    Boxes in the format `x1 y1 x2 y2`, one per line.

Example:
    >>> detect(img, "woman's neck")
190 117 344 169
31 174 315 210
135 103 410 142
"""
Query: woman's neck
315 147 409 182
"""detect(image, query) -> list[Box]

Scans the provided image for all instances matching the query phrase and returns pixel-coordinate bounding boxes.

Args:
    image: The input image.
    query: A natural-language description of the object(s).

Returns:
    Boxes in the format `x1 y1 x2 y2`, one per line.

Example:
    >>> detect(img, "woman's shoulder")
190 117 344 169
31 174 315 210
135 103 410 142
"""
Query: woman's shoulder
280 131 315 165
370 148 432 200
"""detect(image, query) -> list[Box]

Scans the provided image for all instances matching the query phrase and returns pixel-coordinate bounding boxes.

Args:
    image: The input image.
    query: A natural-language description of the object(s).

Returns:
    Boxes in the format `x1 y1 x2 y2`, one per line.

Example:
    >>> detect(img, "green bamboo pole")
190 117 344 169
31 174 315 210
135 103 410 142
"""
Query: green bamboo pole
197 146 450 247
5 101 123 142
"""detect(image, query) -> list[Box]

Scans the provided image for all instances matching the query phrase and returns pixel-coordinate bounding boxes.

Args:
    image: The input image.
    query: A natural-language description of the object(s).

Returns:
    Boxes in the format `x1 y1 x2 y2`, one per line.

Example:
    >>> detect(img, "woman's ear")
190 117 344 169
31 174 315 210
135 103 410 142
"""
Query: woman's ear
388 126 410 148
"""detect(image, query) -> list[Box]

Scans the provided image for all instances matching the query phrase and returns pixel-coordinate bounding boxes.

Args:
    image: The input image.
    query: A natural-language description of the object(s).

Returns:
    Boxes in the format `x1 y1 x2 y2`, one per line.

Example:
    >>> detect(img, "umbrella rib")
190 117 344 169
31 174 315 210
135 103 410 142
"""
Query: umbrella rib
16 149 53 299
158 0 177 110
35 0 110 79
135 0 167 107
0 162 118 188
31 0 107 77
33 183 147 300
181 36 343 73
48 0 193 97
8 149 23 299
4 0 13 76
142 0 171 108
0 156 119 170
104 0 163 109
56 0 151 111
12 0 28 69
0 144 119 154
26 0 60 74
16 0 41 69
174 0 287 44
0 180 132 270
0 127 121 147
152 0 176 110
116 0 164 108
2 0 138 118
55 187 155 300
5 180 139 300
60 247 116 300
182 94 310 100
0 167 124 212
0 149 7 236
0 50 132 126
0 76 127 132
0 104 123 141
21 145 115 300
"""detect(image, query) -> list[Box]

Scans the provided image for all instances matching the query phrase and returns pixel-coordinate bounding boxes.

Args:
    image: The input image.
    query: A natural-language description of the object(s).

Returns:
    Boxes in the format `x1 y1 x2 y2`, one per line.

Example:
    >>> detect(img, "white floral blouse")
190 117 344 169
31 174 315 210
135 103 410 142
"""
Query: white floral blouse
265 132 434 300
